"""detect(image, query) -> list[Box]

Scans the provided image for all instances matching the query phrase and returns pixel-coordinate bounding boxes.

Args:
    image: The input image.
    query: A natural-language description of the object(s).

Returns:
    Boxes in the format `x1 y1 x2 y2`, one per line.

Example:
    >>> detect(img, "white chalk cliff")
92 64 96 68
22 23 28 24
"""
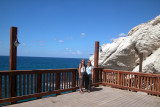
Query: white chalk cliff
90 15 160 73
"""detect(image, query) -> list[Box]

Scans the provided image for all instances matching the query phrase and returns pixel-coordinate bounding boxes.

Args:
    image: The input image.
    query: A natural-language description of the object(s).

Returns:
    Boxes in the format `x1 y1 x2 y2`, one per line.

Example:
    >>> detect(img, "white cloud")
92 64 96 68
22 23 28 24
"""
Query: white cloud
53 38 58 40
81 33 86 38
54 38 64 43
110 38 115 42
58 40 64 43
39 44 44 46
77 50 82 55
65 37 73 40
65 48 69 50
118 33 126 37
65 48 82 55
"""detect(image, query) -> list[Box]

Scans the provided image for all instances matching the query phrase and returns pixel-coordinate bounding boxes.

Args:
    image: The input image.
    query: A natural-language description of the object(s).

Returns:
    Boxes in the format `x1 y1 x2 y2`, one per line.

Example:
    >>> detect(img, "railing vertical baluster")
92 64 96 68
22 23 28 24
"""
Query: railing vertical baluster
153 77 155 91
72 71 76 90
106 73 107 83
47 73 48 91
112 72 114 84
141 76 143 89
64 72 66 89
121 74 122 86
69 72 71 88
67 72 68 88
159 77 160 92
150 77 152 91
115 73 116 84
123 74 125 87
53 73 54 91
131 74 132 88
144 76 146 89
27 74 29 95
155 77 157 91
50 73 52 91
0 75 2 99
138 76 140 89
62 72 64 89
9 74 11 98
55 72 60 91
11 73 17 98
147 77 149 90
128 74 130 87
134 75 137 88
43 73 45 92
23 74 25 95
37 73 42 99
77 71 79 87
117 72 119 85
109 72 112 84
100 69 102 82
19 74 21 96
35 74 37 93
5 75 7 98
125 74 127 86
103 72 105 83
31 74 33 94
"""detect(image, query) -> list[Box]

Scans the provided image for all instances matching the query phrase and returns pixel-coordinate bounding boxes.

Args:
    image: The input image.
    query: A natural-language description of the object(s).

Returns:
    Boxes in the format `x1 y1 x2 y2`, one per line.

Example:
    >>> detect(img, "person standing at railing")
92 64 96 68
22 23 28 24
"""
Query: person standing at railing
86 60 93 93
78 59 87 93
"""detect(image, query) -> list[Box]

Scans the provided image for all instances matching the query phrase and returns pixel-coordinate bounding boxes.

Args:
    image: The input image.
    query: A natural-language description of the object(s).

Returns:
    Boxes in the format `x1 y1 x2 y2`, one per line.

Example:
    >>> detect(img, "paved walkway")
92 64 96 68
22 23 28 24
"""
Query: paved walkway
5 86 160 107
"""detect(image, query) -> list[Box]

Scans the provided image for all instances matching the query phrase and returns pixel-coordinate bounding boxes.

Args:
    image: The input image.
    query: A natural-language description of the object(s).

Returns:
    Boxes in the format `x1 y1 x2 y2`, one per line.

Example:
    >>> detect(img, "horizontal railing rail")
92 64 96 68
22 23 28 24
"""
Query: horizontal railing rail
0 68 79 104
102 69 160 96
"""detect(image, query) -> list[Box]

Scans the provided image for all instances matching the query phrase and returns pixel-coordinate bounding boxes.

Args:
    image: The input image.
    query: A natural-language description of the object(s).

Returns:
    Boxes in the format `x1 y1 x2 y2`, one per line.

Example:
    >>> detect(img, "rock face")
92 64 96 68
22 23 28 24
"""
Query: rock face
90 15 160 73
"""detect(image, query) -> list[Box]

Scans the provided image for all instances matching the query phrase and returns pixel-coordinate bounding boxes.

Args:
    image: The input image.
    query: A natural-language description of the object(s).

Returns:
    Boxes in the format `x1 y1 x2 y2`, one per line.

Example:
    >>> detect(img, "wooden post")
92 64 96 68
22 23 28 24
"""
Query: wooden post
9 27 17 70
94 41 99 84
9 27 17 103
139 53 143 73
94 41 99 68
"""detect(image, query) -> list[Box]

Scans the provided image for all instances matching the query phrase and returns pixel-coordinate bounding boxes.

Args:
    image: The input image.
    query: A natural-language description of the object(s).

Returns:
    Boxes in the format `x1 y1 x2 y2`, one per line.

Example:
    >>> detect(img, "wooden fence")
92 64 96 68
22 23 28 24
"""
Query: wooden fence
0 68 79 104
94 68 160 96
1 67 160 104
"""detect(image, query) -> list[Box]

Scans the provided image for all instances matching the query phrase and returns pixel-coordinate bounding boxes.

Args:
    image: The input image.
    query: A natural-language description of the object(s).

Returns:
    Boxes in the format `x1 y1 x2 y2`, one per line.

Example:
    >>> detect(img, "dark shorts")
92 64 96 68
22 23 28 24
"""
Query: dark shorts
79 72 87 88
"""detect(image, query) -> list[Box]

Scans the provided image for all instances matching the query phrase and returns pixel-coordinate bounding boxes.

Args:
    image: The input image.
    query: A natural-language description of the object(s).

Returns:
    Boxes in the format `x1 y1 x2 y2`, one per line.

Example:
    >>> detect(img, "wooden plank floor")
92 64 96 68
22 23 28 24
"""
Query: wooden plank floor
5 86 160 107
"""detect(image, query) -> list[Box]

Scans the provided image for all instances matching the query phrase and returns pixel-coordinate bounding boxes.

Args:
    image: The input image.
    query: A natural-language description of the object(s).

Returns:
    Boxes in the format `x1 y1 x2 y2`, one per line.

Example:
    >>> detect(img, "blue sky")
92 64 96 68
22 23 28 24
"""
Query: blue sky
0 0 160 58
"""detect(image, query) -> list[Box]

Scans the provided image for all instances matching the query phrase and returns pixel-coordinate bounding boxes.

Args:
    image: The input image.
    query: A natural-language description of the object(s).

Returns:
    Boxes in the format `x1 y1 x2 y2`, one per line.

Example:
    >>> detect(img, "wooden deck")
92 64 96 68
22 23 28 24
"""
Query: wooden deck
5 86 160 107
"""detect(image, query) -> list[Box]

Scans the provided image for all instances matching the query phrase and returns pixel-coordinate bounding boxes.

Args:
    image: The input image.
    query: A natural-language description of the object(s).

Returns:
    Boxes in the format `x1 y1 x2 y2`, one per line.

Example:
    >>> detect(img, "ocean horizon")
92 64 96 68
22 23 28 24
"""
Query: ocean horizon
0 56 89 71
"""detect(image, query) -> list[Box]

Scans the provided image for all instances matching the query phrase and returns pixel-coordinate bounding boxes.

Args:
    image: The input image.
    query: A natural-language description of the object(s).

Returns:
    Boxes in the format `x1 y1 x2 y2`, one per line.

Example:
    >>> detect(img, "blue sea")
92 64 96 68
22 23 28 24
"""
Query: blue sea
0 56 88 105
0 56 88 71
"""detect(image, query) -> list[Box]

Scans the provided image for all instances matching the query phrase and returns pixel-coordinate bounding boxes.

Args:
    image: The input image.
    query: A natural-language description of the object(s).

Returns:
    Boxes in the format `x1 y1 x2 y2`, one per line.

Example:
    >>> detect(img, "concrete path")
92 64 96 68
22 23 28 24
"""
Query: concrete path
5 86 160 107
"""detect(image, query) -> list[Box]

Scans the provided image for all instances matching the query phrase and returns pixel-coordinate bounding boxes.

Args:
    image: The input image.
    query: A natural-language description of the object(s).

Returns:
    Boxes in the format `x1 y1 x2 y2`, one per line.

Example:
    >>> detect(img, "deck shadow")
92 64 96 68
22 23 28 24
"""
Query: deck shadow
91 87 103 92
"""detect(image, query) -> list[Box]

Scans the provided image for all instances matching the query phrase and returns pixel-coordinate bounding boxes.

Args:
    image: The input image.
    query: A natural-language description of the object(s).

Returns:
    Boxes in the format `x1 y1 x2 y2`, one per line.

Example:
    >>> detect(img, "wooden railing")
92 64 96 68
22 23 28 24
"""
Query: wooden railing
0 68 79 104
102 69 160 96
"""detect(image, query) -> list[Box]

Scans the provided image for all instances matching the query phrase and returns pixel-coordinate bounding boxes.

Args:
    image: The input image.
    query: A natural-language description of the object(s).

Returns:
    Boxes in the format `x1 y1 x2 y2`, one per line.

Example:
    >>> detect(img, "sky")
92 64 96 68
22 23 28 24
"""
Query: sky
0 0 160 58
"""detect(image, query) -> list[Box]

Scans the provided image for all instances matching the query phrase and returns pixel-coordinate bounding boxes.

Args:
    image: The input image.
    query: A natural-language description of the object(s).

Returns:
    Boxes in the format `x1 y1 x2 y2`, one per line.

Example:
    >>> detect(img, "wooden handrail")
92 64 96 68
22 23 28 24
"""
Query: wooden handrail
0 68 79 104
102 68 160 96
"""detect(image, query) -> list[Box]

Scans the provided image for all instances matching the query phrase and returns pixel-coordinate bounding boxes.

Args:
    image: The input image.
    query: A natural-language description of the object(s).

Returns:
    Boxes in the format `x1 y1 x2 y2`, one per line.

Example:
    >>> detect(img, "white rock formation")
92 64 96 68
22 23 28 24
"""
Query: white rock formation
90 15 160 73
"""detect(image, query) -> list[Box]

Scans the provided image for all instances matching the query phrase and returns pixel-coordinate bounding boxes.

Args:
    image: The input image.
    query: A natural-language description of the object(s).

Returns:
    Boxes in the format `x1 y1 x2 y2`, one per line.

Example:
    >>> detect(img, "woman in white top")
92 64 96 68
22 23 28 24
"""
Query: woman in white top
78 59 87 93
86 60 93 92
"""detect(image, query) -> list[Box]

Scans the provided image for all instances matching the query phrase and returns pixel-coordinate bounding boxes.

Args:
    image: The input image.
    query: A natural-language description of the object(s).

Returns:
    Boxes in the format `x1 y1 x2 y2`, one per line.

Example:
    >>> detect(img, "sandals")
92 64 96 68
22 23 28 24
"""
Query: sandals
79 90 84 94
